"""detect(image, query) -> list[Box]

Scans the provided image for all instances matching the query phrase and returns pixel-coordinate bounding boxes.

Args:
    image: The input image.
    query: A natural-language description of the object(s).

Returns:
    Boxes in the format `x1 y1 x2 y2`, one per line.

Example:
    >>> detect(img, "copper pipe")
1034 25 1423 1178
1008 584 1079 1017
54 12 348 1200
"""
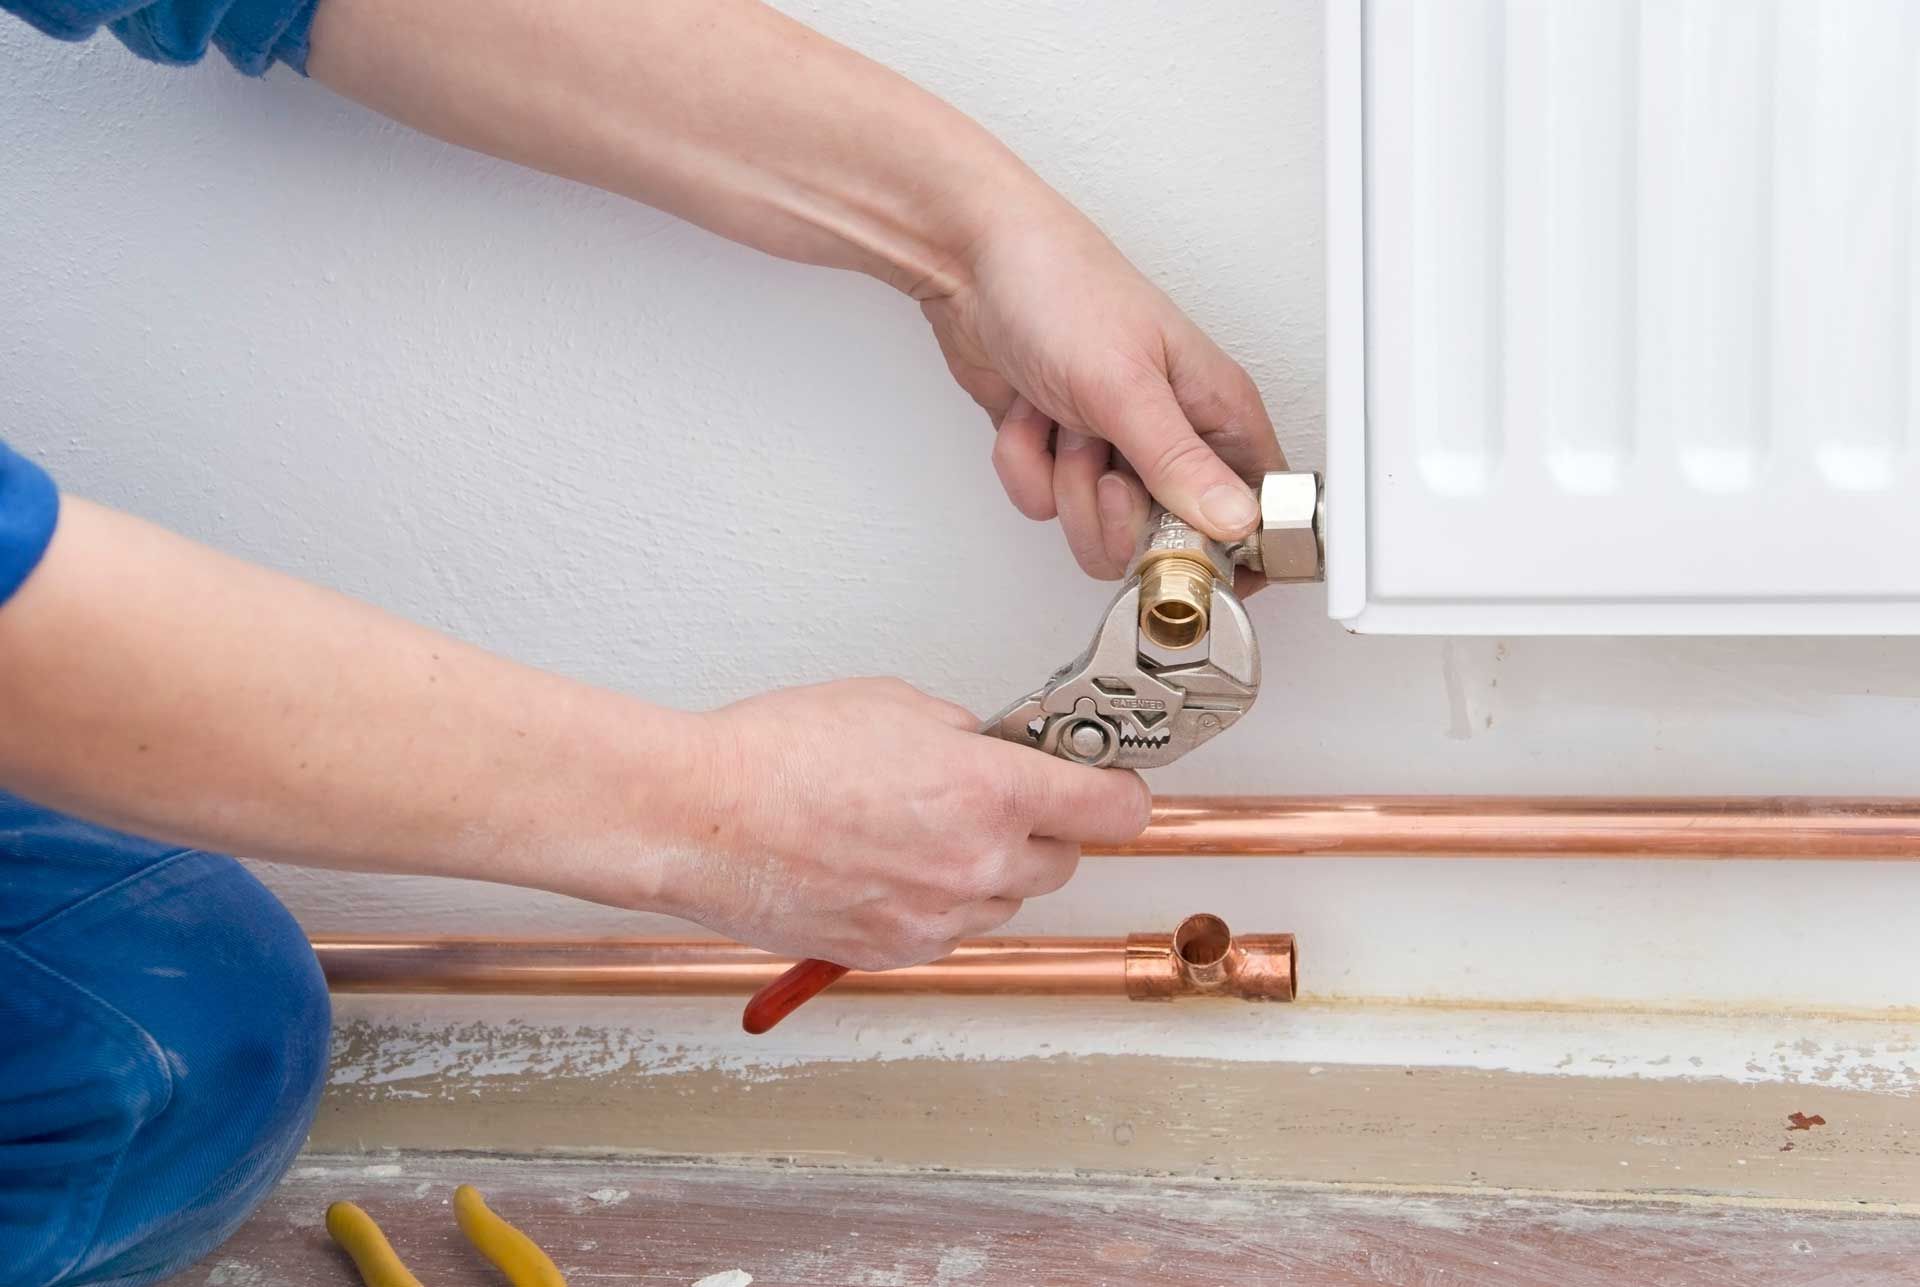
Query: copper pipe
314 915 1296 1002
313 799 1915 1001
1102 796 1920 858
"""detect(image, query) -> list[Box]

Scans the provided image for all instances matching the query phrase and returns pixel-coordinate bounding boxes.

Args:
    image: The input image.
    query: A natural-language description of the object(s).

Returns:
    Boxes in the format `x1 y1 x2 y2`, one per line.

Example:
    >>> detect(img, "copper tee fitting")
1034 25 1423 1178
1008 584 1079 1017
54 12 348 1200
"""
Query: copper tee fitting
1124 913 1296 1002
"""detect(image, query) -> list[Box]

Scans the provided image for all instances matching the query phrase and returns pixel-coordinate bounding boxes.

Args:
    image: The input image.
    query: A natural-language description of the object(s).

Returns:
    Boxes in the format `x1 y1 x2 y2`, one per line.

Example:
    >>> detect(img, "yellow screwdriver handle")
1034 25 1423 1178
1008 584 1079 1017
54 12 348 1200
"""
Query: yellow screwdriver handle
454 1184 569 1287
325 1202 426 1287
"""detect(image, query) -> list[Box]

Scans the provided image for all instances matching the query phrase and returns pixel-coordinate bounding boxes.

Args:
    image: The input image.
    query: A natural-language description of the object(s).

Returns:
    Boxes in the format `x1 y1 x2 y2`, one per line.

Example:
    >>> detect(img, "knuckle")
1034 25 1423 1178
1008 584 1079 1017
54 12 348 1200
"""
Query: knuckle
992 440 1036 489
1145 432 1219 488
855 676 920 706
1061 519 1118 579
935 907 978 942
1113 775 1153 835
952 750 1003 805
1085 362 1163 429
983 760 1037 829
1106 354 1170 399
937 698 978 727
837 920 908 972
991 422 1032 468
1041 848 1082 895
1234 367 1269 418
866 914 925 962
1178 378 1235 431
1011 492 1058 524
994 447 1059 522
945 844 1010 902
981 844 1022 898
904 908 965 953
1052 427 1108 475
1185 361 1264 434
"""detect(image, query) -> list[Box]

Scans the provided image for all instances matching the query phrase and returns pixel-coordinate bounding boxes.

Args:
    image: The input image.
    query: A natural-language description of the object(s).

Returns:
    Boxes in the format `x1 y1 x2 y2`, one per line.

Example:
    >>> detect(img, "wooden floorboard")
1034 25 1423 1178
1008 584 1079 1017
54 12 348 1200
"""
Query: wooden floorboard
171 1153 1920 1287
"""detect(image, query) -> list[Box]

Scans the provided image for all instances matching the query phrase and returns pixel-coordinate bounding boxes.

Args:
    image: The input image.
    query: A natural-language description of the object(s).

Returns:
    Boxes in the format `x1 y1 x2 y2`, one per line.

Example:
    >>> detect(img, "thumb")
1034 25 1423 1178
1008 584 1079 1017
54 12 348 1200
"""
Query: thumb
1093 379 1259 542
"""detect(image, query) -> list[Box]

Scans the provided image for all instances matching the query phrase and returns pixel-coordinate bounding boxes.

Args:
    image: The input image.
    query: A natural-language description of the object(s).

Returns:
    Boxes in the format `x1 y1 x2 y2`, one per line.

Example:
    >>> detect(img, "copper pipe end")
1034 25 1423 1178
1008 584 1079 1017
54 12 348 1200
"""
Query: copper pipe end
1124 913 1296 1002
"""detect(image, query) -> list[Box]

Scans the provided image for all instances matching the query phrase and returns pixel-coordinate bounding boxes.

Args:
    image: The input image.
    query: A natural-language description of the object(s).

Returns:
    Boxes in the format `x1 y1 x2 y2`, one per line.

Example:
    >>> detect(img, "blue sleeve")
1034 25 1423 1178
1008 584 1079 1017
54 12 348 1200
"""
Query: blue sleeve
2 0 320 75
0 440 60 610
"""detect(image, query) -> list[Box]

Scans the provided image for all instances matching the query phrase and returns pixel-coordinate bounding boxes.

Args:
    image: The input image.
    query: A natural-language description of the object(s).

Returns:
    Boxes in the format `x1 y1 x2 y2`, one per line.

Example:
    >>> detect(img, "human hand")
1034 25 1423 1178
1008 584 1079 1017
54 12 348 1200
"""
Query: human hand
660 678 1150 970
921 203 1287 582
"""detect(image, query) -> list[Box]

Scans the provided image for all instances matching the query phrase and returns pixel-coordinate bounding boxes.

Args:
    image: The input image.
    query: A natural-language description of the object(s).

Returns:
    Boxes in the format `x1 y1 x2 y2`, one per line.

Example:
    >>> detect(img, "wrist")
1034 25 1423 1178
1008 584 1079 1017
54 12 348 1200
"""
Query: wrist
494 689 729 917
889 167 1078 303
633 705 746 924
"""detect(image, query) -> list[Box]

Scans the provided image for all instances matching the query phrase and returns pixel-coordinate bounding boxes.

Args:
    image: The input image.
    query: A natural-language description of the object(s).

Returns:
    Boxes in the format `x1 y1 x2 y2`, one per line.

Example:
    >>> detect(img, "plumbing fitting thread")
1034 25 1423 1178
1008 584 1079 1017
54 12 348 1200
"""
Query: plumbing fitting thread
1131 509 1229 652
1136 550 1217 650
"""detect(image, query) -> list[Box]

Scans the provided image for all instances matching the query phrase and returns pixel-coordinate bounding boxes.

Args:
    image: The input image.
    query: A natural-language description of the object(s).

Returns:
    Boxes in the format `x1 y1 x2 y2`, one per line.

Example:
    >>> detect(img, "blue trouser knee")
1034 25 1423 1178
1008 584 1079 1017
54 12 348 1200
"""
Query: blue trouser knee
0 791 331 1287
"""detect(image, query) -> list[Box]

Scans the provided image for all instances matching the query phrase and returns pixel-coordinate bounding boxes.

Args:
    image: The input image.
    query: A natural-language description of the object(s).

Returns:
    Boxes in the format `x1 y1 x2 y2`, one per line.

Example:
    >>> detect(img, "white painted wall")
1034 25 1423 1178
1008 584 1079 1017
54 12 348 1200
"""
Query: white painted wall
6 1 1920 1012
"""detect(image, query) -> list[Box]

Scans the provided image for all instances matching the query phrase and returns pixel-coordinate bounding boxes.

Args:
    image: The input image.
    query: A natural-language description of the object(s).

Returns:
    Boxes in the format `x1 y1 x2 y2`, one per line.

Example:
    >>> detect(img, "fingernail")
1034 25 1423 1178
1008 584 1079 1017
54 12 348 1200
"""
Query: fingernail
1056 428 1093 453
1199 482 1259 536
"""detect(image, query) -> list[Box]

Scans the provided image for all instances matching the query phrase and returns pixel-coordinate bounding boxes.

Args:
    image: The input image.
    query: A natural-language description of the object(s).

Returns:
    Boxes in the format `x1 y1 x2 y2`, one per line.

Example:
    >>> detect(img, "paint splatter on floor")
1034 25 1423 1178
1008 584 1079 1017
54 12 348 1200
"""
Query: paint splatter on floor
181 1152 1920 1286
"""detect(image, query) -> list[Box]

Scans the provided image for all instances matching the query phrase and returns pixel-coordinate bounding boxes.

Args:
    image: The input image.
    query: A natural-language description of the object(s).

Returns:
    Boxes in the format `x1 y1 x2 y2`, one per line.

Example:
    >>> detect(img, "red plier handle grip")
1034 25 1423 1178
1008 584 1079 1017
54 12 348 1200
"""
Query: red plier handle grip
742 958 850 1034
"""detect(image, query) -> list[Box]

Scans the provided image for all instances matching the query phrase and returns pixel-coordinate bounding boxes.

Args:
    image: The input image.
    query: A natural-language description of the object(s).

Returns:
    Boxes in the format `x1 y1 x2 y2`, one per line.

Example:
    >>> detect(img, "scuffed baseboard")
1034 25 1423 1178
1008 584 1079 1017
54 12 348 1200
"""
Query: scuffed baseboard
314 996 1920 1206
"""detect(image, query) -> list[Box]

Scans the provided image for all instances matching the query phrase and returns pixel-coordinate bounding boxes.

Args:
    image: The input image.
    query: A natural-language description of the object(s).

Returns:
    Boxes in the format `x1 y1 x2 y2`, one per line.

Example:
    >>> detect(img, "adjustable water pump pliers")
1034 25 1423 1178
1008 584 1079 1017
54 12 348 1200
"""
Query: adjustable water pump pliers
741 472 1321 1033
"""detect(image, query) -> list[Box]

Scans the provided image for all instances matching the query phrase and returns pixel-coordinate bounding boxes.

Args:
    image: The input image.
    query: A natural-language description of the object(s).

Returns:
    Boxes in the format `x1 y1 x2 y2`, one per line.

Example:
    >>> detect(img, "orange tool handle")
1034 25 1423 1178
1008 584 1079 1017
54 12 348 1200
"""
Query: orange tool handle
742 957 850 1034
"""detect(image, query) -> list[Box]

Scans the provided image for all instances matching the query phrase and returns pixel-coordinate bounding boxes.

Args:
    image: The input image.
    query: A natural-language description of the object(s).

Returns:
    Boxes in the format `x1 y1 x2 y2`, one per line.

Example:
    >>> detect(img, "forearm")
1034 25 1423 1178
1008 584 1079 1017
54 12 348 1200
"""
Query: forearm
306 0 1067 297
0 498 708 908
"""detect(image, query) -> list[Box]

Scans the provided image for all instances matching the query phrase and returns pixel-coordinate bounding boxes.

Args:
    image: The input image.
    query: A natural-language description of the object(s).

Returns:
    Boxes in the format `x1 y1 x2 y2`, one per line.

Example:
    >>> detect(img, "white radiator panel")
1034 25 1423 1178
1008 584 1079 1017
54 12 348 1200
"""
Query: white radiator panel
1326 0 1920 633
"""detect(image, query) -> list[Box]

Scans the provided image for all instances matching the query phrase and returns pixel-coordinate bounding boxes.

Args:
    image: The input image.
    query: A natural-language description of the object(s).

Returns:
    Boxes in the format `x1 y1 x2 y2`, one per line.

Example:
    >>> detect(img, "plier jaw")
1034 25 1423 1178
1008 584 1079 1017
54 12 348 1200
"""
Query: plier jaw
985 519 1261 770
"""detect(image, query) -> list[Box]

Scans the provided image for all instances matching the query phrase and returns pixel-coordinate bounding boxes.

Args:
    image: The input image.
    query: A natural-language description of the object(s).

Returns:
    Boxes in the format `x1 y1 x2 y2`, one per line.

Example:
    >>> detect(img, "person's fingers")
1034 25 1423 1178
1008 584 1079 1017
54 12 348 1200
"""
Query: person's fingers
1170 339 1289 481
1052 428 1121 578
902 684 981 732
956 897 1023 939
1087 372 1259 543
1005 837 1080 899
1005 751 1152 845
928 698 982 731
991 395 1058 522
857 676 980 731
1095 470 1151 573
